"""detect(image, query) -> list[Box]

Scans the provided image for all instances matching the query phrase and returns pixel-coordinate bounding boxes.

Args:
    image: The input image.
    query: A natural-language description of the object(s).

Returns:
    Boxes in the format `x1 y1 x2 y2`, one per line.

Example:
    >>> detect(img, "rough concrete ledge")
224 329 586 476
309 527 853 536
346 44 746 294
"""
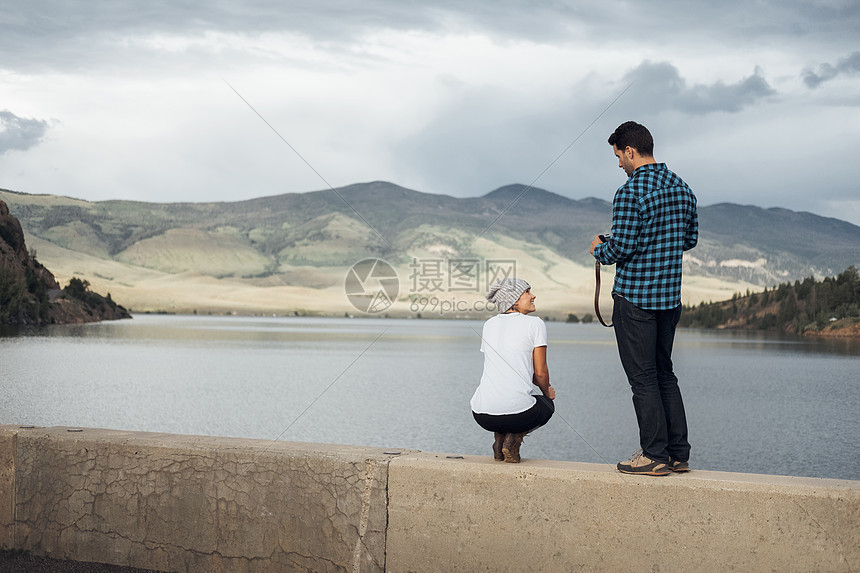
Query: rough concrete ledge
387 452 860 573
1 425 403 572
0 427 14 550
2 425 858 573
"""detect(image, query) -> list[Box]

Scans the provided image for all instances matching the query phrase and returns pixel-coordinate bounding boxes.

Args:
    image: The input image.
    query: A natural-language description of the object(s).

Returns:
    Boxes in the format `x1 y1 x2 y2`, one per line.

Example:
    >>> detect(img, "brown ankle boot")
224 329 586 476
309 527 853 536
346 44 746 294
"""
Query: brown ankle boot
492 432 505 461
502 433 524 463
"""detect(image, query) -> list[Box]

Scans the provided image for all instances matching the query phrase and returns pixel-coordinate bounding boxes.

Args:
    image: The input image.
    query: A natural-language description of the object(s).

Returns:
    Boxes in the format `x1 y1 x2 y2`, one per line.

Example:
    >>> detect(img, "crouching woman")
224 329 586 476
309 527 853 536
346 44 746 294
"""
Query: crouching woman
470 278 555 463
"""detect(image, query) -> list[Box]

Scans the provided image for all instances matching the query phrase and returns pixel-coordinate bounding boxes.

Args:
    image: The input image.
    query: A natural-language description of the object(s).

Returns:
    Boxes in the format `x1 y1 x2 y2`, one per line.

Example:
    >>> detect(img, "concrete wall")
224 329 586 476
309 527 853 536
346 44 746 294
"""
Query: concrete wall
1 426 392 572
2 425 858 573
387 455 860 572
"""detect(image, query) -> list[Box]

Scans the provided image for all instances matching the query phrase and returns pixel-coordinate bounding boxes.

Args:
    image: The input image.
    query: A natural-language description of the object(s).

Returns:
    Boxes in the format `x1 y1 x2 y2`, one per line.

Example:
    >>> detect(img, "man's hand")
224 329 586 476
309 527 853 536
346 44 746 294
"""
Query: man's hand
589 234 603 255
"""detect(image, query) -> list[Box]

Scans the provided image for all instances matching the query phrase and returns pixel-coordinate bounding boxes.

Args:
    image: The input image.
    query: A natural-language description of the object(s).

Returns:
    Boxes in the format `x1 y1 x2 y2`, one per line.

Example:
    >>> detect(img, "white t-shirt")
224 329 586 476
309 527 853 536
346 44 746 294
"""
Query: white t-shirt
470 313 548 415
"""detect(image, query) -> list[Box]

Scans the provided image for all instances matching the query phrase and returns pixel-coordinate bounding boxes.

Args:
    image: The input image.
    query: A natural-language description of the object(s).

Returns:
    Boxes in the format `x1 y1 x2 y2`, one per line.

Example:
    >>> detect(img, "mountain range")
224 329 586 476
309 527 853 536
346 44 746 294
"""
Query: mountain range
2 182 859 318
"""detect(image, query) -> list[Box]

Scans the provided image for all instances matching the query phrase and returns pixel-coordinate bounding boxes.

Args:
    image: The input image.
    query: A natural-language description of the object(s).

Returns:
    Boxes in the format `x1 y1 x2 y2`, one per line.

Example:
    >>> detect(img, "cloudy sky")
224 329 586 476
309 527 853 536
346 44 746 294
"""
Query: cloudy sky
1 1 859 224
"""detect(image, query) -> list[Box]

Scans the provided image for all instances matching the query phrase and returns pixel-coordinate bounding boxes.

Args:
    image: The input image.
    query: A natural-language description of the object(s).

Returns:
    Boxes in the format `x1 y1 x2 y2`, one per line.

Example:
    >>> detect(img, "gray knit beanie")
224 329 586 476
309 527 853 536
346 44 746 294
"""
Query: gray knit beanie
486 278 530 313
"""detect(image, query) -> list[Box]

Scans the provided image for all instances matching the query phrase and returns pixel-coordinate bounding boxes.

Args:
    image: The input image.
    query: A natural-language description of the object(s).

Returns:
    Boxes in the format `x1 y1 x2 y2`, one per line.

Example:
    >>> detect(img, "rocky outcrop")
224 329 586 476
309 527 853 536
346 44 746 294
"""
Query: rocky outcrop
0 199 130 326
0 200 58 288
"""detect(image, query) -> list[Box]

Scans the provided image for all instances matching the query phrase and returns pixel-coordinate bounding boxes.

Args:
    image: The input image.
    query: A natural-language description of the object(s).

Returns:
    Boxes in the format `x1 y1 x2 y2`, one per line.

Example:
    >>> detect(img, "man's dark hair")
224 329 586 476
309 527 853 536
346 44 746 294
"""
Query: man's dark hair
608 121 654 157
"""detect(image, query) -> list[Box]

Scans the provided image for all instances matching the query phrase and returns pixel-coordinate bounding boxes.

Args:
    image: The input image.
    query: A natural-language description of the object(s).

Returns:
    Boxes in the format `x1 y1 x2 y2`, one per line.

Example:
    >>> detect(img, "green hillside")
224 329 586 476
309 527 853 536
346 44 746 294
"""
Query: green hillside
2 182 860 316
681 266 860 335
5 183 859 283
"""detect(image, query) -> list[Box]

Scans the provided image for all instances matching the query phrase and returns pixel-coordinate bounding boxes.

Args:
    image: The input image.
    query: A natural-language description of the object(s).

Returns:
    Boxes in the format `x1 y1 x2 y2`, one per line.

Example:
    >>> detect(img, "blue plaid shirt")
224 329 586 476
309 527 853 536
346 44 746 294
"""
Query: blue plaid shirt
593 163 698 310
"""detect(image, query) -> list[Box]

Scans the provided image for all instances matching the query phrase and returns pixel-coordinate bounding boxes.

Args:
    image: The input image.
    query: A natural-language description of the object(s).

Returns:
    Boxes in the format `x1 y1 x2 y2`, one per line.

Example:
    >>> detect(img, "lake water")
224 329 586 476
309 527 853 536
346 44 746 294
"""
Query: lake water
2 315 858 481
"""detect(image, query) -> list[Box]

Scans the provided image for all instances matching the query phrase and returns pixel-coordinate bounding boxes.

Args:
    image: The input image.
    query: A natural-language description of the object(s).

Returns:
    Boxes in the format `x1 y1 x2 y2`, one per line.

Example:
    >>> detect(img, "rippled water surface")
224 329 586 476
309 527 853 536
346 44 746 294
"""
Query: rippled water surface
2 315 858 480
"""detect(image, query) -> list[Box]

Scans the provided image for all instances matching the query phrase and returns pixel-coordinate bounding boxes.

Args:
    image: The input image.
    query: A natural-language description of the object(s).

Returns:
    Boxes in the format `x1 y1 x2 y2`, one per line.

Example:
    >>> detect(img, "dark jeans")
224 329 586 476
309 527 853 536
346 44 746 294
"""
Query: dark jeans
612 295 690 463
472 395 555 434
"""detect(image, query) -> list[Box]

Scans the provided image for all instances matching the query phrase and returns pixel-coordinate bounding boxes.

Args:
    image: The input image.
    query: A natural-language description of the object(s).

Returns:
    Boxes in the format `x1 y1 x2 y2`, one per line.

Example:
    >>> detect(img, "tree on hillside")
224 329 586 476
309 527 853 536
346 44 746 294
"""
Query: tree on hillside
64 277 90 300
680 265 860 333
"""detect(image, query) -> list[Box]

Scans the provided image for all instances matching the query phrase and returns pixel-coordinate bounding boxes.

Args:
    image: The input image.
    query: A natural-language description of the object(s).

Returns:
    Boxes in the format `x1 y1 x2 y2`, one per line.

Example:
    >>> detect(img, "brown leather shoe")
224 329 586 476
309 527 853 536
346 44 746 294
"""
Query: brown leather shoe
502 432 525 463
492 432 505 461
617 450 670 476
668 458 690 472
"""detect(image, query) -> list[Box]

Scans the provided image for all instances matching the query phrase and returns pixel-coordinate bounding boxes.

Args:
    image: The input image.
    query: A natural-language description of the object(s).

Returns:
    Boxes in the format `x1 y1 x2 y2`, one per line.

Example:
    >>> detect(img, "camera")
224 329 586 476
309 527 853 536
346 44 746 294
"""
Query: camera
598 233 612 243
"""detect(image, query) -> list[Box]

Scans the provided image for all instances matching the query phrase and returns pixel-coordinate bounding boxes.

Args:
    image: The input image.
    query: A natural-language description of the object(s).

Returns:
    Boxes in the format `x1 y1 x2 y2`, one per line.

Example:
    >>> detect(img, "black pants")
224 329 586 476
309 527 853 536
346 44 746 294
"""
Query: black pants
612 294 690 463
472 395 555 434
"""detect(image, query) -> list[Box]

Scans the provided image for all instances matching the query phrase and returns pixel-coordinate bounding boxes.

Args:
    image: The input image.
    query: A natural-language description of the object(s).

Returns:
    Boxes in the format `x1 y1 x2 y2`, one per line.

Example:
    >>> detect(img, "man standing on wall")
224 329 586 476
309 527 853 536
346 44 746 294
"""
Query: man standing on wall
590 121 698 476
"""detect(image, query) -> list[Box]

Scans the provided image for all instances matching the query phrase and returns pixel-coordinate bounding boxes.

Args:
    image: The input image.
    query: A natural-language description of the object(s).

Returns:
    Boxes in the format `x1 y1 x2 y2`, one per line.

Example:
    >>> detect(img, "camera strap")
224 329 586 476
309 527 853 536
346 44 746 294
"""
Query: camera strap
594 261 613 328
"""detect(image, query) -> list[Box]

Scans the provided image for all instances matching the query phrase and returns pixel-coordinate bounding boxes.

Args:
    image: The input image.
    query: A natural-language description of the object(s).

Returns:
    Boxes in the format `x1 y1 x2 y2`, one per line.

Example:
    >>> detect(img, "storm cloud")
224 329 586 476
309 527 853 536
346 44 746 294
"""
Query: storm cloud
0 111 50 155
803 51 860 88
0 1 859 225
2 1 858 72
624 62 775 115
